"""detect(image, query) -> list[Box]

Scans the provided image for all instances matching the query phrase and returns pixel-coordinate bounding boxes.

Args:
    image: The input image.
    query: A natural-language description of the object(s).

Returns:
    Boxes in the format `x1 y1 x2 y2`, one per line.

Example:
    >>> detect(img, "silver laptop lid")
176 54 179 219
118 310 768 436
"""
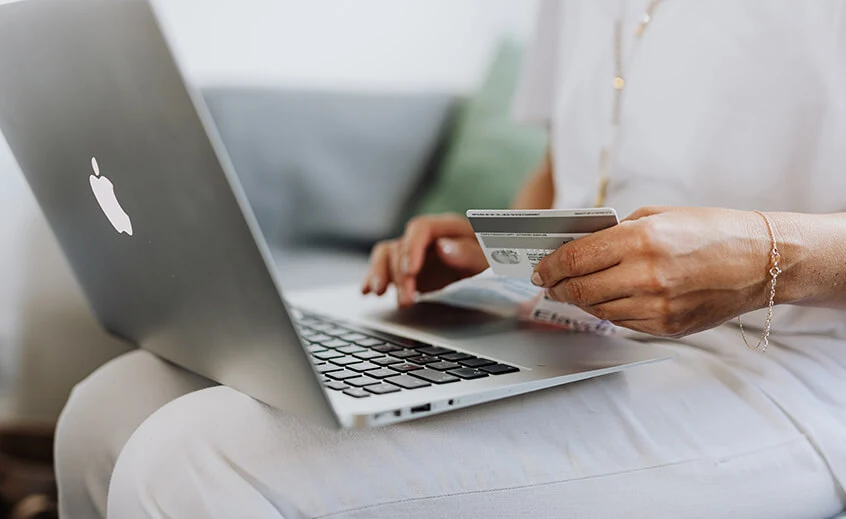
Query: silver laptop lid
0 0 338 428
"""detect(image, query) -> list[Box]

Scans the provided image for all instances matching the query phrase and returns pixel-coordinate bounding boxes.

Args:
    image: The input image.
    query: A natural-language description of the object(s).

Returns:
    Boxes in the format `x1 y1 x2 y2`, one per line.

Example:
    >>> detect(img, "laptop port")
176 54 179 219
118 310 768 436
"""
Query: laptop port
410 404 431 414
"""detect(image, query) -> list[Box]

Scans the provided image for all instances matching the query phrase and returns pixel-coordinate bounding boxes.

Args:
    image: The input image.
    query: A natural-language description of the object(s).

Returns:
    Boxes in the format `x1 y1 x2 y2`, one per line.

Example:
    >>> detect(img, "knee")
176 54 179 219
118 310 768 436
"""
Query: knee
107 387 297 519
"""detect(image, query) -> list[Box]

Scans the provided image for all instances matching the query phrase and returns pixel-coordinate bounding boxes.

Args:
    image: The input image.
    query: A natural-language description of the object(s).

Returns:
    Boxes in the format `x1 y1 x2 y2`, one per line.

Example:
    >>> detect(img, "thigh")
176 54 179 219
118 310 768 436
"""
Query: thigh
107 337 845 519
55 349 216 519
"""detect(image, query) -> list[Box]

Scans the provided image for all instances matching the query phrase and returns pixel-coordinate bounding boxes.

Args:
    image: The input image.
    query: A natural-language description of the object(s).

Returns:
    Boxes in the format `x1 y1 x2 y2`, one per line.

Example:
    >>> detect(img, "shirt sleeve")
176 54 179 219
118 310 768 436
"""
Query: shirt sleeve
512 0 561 126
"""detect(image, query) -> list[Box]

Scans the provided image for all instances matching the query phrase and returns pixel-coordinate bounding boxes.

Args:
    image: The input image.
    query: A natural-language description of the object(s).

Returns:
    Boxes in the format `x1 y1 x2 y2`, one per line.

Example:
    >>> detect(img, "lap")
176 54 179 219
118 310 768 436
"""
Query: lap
103 331 845 519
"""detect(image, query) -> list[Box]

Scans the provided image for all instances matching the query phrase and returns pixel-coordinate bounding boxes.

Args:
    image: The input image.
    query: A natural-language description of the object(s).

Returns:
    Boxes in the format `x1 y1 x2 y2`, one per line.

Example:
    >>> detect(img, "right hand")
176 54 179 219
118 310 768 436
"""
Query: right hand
362 213 488 307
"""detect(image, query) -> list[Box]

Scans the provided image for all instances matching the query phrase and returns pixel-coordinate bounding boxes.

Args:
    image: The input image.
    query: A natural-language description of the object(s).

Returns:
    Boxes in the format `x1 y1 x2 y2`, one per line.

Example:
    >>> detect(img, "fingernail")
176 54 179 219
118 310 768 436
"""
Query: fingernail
371 276 383 293
531 272 544 286
439 239 457 256
400 256 410 275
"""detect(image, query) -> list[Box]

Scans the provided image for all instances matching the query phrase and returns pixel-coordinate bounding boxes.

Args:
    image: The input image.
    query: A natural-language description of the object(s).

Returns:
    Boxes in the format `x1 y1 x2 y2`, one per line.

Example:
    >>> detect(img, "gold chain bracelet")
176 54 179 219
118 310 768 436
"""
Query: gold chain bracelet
738 211 782 353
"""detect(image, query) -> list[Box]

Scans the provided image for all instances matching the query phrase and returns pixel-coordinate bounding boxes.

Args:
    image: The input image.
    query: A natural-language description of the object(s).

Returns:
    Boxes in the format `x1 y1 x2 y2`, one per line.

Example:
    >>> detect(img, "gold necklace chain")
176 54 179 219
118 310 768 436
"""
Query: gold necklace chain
595 0 664 207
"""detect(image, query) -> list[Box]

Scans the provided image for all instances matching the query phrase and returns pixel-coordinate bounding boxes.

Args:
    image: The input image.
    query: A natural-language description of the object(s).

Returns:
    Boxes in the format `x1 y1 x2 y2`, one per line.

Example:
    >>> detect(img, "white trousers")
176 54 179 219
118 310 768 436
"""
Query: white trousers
55 326 846 519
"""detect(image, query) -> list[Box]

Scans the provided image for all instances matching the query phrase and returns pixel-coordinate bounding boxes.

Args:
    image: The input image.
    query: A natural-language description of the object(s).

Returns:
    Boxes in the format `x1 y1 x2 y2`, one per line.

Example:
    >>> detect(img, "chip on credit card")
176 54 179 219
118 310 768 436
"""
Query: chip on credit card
467 208 619 278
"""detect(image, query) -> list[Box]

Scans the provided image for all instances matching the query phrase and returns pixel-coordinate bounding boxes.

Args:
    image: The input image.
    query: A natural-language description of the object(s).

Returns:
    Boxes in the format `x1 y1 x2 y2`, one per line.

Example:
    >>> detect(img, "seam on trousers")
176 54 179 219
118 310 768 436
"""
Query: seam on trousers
314 436 809 519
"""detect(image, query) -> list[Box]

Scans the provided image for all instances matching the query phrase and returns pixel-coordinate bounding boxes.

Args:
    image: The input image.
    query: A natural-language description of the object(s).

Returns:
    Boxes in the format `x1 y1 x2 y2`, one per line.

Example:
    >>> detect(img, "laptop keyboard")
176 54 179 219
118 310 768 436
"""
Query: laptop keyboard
291 309 519 399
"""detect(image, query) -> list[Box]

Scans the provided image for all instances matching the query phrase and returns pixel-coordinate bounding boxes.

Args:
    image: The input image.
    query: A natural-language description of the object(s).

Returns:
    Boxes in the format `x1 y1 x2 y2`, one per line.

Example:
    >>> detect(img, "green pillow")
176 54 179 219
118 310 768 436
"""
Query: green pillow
414 39 548 216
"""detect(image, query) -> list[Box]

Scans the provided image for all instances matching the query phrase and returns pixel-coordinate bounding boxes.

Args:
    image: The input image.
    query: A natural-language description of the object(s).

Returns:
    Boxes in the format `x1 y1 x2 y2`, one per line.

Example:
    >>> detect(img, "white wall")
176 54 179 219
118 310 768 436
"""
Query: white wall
152 0 539 92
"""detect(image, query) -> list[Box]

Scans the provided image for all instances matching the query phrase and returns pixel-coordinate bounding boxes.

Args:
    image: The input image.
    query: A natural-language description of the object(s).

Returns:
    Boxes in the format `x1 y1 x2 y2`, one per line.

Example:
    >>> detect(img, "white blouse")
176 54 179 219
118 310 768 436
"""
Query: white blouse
515 0 846 495
515 0 846 339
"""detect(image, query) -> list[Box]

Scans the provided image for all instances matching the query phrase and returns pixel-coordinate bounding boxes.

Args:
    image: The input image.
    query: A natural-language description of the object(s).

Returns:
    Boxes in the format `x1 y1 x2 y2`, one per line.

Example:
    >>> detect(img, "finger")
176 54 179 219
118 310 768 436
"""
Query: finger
401 214 475 278
579 297 666 322
546 265 644 307
435 237 487 272
622 205 671 222
365 242 394 296
388 241 414 307
533 224 632 288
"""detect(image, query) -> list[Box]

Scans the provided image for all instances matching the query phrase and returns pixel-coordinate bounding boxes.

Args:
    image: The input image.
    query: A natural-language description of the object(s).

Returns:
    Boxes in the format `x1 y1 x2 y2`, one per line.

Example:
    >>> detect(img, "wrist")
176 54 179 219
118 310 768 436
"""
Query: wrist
757 211 813 306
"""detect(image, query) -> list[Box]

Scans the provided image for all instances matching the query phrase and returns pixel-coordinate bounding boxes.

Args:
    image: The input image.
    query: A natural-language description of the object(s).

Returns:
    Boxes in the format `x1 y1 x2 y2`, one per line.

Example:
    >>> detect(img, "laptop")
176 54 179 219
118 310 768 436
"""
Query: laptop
0 0 673 428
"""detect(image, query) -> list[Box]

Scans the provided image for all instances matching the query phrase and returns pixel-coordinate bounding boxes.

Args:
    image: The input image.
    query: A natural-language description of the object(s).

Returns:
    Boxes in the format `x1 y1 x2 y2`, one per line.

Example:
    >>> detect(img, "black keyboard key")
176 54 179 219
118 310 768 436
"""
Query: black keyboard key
353 350 383 361
306 344 326 354
372 344 402 354
428 361 461 371
356 338 385 347
392 349 420 359
482 363 520 375
313 350 344 361
346 376 381 388
459 357 496 368
384 336 429 349
387 375 431 390
365 383 401 395
371 356 402 366
315 363 342 374
366 368 399 379
447 368 489 380
347 362 380 373
323 326 352 337
338 345 366 354
322 339 351 349
407 355 440 365
411 369 460 384
416 346 454 356
390 363 424 373
343 388 371 398
324 381 349 391
340 333 368 342
326 370 360 381
440 352 474 362
330 356 362 367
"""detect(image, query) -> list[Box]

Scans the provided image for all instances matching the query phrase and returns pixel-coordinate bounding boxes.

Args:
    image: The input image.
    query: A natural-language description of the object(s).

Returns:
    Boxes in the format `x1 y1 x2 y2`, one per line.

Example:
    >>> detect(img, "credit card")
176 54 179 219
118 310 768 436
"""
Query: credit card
467 208 619 278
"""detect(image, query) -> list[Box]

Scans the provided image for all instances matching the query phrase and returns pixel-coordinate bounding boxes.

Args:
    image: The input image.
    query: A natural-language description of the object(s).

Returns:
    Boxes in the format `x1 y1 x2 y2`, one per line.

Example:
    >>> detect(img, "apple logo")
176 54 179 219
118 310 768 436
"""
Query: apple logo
89 157 133 236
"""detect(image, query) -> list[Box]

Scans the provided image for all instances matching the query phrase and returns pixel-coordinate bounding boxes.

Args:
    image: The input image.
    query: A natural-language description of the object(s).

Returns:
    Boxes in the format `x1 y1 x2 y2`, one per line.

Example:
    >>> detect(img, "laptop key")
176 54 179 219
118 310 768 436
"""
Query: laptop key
313 350 344 361
416 346 454 356
326 370 360 381
308 334 333 343
324 381 349 391
322 339 351 349
306 344 326 354
440 352 474 362
447 368 489 380
338 344 366 354
365 383 402 395
353 350 383 361
340 333 368 342
459 357 496 368
372 344 402 354
387 375 431 390
366 368 399 379
346 376 381 388
428 361 461 371
407 355 439 365
411 369 460 385
482 363 520 375
330 356 362 367
390 363 424 373
343 388 371 398
371 356 402 366
315 363 342 374
355 338 385 347
347 362 380 373
392 349 420 359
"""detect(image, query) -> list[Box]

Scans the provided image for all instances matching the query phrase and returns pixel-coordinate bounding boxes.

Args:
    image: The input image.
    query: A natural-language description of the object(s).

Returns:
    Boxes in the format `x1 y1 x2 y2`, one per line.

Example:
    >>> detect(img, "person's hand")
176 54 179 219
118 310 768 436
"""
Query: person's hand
532 206 776 337
362 213 488 307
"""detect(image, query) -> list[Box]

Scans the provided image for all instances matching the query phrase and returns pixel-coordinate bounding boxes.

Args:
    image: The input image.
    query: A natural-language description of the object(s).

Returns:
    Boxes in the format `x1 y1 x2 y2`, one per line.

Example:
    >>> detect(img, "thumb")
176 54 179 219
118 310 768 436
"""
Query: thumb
435 237 486 271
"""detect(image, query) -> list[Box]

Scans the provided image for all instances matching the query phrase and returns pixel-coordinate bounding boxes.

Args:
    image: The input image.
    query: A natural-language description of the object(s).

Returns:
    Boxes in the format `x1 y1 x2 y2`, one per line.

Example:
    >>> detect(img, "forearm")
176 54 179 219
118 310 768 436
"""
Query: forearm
767 212 846 308
511 149 554 210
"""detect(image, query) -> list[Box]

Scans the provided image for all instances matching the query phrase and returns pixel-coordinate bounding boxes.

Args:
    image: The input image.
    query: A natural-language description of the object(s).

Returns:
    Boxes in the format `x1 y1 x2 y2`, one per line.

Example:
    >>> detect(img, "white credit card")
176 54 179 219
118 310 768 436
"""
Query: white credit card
466 208 619 278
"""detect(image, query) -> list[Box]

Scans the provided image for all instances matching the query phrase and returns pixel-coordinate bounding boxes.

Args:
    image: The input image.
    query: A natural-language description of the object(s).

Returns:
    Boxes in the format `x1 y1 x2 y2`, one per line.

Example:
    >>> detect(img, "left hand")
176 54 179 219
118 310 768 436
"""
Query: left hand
532 206 774 338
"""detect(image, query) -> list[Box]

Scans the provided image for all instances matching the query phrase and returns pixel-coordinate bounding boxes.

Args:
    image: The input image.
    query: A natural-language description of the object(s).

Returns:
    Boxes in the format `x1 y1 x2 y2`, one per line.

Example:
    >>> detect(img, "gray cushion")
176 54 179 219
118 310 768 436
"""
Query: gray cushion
202 88 456 247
